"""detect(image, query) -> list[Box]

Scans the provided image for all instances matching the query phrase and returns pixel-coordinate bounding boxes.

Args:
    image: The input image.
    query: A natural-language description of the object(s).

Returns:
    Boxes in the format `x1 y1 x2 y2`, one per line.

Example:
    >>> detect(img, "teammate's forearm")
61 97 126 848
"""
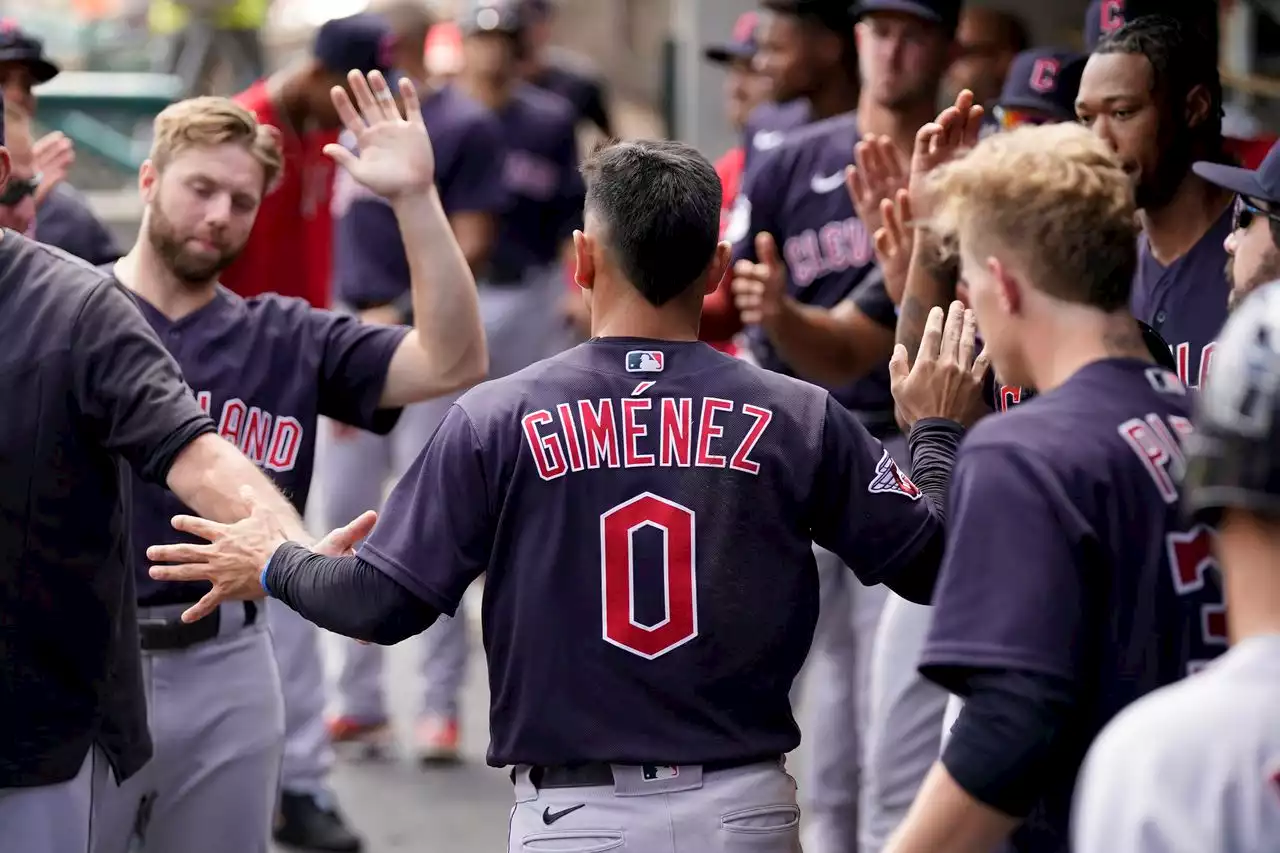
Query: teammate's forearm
165 433 312 545
897 236 958 364
264 543 439 644
386 190 488 405
882 762 1020 853
764 298 891 386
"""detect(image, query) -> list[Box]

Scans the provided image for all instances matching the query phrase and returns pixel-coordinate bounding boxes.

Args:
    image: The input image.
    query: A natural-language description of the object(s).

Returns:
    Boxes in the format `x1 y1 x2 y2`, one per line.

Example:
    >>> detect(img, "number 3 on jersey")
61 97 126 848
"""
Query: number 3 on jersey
600 493 697 660
1167 524 1227 674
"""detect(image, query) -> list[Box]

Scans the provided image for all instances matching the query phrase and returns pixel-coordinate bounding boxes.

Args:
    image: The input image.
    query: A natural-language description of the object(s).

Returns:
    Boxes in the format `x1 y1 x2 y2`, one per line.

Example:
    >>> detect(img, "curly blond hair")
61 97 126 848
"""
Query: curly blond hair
923 122 1138 312
150 96 284 193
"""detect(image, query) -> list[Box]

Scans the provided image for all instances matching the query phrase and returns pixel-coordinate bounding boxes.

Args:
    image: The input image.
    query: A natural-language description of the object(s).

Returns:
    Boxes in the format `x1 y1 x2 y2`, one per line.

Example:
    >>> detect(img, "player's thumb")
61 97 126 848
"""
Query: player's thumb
343 510 378 547
888 343 910 385
322 144 358 171
755 232 780 268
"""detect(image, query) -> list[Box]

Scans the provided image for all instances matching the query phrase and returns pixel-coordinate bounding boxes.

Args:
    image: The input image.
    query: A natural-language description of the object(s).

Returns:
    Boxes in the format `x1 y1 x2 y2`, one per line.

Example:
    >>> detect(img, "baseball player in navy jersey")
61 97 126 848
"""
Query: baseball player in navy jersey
518 0 614 138
880 121 1223 853
741 0 859 179
1077 15 1232 390
326 0 585 763
729 3 958 850
91 73 486 853
146 136 991 853
1196 138 1280 311
1073 281 1280 853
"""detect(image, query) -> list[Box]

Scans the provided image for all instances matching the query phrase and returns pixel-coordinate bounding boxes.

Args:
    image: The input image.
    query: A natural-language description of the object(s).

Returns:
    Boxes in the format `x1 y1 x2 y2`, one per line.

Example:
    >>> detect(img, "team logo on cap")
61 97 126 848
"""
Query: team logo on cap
868 450 922 500
1030 58 1060 93
626 351 664 373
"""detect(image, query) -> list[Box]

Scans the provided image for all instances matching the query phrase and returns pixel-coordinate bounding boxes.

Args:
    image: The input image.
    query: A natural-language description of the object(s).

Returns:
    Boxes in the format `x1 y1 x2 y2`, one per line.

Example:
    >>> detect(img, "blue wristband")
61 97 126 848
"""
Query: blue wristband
261 548 277 596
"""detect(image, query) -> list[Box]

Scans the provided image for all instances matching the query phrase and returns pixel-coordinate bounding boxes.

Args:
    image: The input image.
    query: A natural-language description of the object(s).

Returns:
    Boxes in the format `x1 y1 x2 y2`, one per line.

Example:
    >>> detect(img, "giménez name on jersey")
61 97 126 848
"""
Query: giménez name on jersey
521 396 774 482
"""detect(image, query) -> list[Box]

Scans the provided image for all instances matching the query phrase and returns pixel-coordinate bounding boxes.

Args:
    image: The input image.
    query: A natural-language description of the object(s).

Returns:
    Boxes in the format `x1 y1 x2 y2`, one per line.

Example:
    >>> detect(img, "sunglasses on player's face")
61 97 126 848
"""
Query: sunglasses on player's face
0 174 39 207
1232 195 1280 232
993 106 1053 131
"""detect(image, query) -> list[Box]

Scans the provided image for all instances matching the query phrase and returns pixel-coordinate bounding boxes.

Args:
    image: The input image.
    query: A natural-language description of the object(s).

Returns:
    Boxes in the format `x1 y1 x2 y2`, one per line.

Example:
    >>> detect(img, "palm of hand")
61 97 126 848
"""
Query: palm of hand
349 123 436 199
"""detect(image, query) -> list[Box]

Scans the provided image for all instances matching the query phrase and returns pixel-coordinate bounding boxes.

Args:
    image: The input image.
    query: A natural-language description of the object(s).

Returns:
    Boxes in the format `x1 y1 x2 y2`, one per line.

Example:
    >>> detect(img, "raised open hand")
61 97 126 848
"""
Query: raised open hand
908 89 985 210
889 300 991 429
874 189 915 306
846 134 908 235
323 70 435 200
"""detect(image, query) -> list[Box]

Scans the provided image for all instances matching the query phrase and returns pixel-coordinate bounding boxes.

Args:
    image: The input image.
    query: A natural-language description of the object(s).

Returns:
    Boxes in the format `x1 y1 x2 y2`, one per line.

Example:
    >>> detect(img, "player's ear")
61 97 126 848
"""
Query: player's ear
572 229 596 291
704 241 731 296
987 255 1021 315
139 159 159 203
0 147 11 191
1183 83 1212 132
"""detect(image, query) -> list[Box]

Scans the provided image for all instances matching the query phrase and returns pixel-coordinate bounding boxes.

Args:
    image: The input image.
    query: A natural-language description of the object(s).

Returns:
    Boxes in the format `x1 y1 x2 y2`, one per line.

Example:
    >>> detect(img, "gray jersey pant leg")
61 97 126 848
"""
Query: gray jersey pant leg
0 744 112 853
509 762 801 853
94 604 284 853
859 596 948 853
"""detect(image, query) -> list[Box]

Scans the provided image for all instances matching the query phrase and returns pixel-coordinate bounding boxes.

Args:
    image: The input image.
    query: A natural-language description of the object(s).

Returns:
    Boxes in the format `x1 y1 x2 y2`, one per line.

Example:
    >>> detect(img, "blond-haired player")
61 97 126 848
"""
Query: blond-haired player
92 71 487 853
881 122 1221 853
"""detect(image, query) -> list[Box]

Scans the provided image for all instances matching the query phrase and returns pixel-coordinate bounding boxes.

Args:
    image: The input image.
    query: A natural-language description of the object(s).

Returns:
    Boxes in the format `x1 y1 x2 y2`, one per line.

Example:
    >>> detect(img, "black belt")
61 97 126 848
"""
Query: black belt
513 755 776 789
138 602 258 651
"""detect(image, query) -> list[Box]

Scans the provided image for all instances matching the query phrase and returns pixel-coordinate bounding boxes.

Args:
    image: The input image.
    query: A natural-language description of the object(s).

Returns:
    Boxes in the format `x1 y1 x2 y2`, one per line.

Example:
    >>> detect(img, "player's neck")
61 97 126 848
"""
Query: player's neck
1139 172 1233 266
1219 515 1280 643
115 243 218 321
807 78 860 122
856 91 938 157
456 74 514 110
590 283 700 342
1023 308 1150 393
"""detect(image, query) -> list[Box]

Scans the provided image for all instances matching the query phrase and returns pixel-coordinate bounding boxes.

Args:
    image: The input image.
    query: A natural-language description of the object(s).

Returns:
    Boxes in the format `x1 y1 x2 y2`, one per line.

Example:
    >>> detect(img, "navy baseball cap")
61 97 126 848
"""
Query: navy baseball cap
995 48 1086 123
1193 140 1280 207
851 0 962 35
0 19 60 84
314 13 396 77
459 0 525 35
1083 0 1218 52
704 12 760 65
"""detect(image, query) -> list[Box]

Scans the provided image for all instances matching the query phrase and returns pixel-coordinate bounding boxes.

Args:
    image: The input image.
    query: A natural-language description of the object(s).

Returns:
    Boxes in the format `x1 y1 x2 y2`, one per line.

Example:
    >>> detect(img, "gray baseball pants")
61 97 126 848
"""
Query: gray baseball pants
0 745 113 853
92 602 284 853
509 761 801 853
320 269 570 725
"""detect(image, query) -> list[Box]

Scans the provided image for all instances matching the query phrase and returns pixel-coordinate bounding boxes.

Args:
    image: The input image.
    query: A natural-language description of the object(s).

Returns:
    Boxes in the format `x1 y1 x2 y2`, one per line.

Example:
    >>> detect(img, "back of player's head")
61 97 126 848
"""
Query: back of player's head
150 97 284 193
1094 14 1223 145
368 0 436 57
924 121 1136 312
1184 281 1280 525
580 139 721 307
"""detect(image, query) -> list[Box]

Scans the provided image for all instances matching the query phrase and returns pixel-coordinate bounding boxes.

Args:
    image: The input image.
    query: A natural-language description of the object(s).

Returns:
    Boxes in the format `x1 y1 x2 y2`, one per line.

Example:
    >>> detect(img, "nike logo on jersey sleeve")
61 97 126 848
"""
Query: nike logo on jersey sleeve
809 171 846 195
754 130 784 151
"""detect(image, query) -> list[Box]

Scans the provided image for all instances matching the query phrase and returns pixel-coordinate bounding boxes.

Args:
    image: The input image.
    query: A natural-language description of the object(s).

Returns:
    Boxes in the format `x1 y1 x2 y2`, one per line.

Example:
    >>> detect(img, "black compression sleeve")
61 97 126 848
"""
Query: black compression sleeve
265 542 439 644
940 669 1078 817
907 417 965 523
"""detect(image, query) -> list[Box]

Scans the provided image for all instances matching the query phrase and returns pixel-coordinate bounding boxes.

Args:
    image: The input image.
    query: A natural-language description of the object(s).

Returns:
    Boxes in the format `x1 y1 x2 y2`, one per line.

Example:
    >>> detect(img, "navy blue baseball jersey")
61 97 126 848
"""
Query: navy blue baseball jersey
1132 206 1232 390
485 83 585 280
727 112 896 425
922 358 1220 853
741 98 812 180
124 285 409 606
527 48 612 135
356 337 942 766
332 84 508 307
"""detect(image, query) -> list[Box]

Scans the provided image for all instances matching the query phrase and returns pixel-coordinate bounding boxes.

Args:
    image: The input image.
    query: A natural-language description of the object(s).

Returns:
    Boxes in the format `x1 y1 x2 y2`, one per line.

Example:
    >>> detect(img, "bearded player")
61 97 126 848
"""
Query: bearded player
93 72 485 853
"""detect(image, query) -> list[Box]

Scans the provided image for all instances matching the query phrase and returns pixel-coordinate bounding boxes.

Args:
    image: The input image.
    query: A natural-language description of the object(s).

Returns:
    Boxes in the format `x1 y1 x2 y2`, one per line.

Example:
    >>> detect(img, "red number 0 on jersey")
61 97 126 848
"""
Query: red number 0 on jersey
600 493 698 660
1166 524 1228 674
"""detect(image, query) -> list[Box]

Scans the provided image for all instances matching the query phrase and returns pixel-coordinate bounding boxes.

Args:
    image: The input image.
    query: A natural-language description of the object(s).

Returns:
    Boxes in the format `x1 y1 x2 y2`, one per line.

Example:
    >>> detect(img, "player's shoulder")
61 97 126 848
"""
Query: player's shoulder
756 111 857 178
3 230 114 297
430 84 502 133
513 81 578 130
545 46 602 80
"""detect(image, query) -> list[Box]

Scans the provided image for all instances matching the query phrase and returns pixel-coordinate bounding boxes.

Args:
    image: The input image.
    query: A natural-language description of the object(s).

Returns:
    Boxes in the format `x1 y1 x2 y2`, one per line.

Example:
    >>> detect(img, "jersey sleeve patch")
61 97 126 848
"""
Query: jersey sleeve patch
868 448 922 500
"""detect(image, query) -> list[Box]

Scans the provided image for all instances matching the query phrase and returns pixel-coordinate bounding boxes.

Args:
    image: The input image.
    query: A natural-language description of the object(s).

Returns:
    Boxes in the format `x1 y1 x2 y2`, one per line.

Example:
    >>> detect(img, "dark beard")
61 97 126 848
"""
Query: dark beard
147 202 242 285
1136 132 1195 212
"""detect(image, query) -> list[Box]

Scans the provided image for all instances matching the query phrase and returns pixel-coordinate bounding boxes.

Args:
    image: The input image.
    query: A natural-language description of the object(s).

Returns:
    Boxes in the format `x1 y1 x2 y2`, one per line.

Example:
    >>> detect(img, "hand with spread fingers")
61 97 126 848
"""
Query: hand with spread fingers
731 232 788 326
324 69 435 201
147 487 378 624
889 300 991 429
908 89 985 213
846 134 908 236
875 188 915 306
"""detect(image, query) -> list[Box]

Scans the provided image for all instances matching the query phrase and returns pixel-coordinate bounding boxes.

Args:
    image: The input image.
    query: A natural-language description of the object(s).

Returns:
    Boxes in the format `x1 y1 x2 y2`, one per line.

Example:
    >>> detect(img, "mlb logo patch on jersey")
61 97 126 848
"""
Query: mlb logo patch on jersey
868 450 922 501
626 351 664 373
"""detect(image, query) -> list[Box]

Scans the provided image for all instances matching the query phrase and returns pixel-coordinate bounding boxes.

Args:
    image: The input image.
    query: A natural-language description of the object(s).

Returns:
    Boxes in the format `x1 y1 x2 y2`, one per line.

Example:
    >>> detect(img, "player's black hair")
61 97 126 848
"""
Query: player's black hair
1094 15 1224 153
580 139 721 308
762 0 859 81
996 11 1031 55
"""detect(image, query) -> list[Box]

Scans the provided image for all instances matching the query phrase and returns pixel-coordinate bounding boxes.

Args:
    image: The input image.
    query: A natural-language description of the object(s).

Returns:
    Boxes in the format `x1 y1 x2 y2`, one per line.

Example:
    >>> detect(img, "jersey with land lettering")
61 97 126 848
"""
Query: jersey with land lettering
740 98 811 182
121 284 408 606
1132 205 1232 390
922 358 1221 853
1073 633 1280 853
727 112 896 429
357 337 943 766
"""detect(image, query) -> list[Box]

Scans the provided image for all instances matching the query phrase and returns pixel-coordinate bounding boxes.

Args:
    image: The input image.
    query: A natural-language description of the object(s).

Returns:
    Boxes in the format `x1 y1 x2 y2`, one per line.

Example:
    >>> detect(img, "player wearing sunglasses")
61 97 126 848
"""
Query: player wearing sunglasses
1194 138 1280 312
987 47 1085 134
